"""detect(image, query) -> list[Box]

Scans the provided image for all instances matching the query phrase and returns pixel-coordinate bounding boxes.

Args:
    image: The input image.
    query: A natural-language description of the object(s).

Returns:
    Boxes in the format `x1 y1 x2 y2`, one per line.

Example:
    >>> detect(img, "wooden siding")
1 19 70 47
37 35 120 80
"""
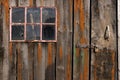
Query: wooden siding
91 0 117 80
0 0 118 80
73 0 90 80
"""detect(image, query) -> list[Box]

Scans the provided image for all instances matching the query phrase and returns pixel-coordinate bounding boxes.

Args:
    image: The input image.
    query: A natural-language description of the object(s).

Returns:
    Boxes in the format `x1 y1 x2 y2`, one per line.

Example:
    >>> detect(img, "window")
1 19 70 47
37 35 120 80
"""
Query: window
10 7 57 42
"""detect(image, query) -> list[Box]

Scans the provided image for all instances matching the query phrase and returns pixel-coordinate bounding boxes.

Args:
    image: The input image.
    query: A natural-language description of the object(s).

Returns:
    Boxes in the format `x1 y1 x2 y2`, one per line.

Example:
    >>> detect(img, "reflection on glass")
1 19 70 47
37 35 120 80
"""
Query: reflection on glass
27 8 40 23
12 25 24 40
42 8 56 23
42 25 55 40
12 8 25 23
26 25 40 40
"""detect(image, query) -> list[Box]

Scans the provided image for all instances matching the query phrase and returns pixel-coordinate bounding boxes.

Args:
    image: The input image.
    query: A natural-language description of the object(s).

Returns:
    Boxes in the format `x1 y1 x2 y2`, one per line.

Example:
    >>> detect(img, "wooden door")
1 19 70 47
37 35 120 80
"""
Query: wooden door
74 0 117 80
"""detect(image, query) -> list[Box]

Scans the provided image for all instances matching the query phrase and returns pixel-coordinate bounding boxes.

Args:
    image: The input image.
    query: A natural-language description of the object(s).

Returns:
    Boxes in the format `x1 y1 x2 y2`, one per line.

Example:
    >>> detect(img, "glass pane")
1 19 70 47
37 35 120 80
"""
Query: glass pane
42 25 55 40
12 8 25 23
12 25 24 40
27 8 40 23
42 8 56 23
26 25 40 40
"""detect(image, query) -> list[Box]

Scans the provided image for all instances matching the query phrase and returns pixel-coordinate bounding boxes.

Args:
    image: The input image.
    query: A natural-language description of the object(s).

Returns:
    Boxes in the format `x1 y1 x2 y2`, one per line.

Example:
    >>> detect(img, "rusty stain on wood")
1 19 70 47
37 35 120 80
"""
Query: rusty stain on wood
66 48 71 80
111 50 115 80
9 43 12 62
2 0 9 27
37 43 42 64
83 48 89 80
29 0 33 6
59 46 63 60
48 43 52 65
17 44 22 80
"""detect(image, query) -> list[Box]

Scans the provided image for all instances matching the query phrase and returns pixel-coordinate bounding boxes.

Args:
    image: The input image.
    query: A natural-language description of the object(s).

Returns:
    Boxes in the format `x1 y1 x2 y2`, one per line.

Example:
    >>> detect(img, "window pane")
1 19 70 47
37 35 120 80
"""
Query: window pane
12 25 24 40
42 25 55 40
42 8 56 23
12 8 25 23
26 25 40 40
27 8 40 23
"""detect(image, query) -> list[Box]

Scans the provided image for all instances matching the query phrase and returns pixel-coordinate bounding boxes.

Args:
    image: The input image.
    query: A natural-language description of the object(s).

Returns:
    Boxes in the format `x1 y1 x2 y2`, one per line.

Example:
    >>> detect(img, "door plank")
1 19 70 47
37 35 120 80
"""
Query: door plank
118 0 120 79
74 0 90 80
91 0 117 80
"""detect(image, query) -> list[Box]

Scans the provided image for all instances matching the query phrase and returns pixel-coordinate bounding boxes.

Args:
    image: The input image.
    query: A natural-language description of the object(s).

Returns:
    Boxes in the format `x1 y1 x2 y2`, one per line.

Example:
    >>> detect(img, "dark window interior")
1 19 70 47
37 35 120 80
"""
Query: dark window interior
42 25 55 40
42 8 55 23
12 25 24 40
12 8 25 23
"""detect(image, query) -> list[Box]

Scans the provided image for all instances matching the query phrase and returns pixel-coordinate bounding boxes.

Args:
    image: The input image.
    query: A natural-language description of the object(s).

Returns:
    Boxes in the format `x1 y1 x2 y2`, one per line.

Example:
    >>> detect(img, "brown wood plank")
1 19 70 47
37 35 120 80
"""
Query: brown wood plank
9 1 17 80
0 1 3 80
17 43 22 80
2 0 9 80
56 0 73 80
28 43 34 80
91 0 117 80
42 1 56 80
118 0 120 79
73 0 90 80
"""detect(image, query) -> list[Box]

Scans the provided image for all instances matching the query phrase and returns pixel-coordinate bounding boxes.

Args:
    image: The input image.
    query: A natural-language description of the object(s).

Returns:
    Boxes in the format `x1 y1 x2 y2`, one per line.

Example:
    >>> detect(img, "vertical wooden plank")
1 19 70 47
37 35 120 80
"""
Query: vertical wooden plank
0 1 3 80
9 1 17 80
118 0 120 79
91 0 117 80
56 0 73 80
56 0 64 80
17 43 22 80
42 1 56 80
2 0 9 80
74 0 90 80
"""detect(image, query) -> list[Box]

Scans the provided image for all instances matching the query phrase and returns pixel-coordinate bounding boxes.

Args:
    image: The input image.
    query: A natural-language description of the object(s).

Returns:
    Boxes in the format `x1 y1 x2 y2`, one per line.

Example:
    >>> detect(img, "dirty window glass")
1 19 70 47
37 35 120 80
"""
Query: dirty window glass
42 25 55 40
27 8 40 23
10 7 57 42
12 25 24 40
12 8 25 23
26 25 40 40
42 8 56 23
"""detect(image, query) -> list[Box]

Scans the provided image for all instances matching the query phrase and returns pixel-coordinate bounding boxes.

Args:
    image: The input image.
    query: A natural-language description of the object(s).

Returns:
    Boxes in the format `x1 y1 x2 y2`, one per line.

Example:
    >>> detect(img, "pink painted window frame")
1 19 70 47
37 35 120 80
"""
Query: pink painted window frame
10 7 57 42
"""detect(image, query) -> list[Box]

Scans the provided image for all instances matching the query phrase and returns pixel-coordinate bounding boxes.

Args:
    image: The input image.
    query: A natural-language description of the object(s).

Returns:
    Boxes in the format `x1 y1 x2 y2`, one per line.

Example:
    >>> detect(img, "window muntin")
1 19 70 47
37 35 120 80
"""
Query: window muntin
10 7 57 42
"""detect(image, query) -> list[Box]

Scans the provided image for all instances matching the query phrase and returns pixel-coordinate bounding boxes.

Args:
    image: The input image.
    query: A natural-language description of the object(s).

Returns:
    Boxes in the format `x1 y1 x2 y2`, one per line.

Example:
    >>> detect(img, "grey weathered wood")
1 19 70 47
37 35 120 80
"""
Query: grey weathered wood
0 1 3 80
9 1 16 80
118 0 120 79
56 0 73 80
2 0 9 80
73 0 90 80
91 0 117 80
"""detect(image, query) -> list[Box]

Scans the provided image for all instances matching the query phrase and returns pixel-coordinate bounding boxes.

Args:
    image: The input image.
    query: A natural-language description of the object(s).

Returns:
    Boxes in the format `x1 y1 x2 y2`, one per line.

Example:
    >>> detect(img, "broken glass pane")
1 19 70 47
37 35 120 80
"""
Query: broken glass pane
26 25 40 40
12 25 24 40
12 8 25 23
42 25 55 40
27 8 40 23
42 8 56 23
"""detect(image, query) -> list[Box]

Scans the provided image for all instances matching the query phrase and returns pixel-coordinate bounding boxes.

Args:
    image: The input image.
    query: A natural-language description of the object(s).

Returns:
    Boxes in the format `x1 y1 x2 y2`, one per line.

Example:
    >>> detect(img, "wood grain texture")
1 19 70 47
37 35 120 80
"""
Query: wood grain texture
2 0 9 80
118 0 120 79
73 0 90 80
0 1 3 80
91 0 117 80
56 0 73 80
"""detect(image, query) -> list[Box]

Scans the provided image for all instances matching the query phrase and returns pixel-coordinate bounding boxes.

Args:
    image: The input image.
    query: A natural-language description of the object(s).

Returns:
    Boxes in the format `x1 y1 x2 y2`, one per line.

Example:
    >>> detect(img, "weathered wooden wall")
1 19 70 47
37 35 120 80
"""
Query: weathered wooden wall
91 0 117 80
73 0 90 80
0 0 118 80
0 0 73 80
